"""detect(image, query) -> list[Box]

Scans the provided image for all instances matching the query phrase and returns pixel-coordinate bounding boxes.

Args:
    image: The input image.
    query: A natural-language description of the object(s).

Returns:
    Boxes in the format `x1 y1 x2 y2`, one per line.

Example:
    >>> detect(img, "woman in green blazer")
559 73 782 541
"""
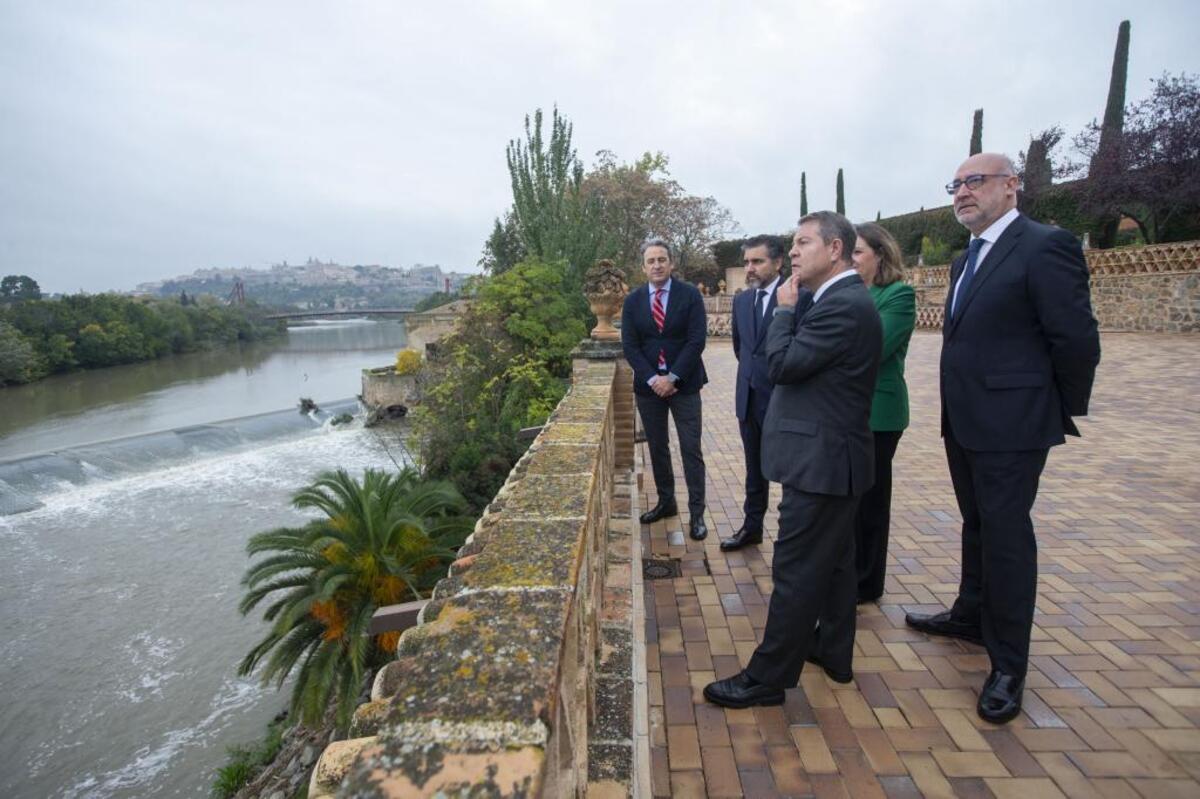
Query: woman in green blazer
852 223 916 603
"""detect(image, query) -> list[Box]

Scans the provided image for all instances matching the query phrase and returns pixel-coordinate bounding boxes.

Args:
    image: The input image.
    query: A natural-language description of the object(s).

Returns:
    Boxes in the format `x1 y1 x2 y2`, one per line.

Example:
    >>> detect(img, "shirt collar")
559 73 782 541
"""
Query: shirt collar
759 275 781 295
650 277 672 294
973 207 1020 245
813 268 857 303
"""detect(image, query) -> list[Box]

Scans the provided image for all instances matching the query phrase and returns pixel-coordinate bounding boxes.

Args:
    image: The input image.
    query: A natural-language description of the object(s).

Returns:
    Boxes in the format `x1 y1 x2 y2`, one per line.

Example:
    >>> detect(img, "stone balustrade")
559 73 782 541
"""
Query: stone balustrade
905 239 1200 332
307 339 635 798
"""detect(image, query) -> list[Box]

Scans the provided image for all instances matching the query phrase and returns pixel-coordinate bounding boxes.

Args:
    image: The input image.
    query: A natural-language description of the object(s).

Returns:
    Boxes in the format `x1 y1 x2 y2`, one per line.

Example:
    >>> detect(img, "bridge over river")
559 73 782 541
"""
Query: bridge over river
265 308 413 320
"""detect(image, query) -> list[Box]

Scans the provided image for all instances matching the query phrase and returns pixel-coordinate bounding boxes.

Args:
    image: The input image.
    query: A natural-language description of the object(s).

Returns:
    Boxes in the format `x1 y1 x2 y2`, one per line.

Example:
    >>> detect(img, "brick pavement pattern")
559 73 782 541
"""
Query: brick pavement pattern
639 332 1200 798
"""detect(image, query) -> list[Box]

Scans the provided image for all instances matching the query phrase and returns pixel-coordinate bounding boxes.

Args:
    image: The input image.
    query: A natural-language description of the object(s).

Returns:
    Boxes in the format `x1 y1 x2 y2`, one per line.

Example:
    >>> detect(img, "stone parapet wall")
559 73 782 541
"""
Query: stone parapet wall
360 368 418 409
309 355 631 798
905 240 1200 333
703 293 735 337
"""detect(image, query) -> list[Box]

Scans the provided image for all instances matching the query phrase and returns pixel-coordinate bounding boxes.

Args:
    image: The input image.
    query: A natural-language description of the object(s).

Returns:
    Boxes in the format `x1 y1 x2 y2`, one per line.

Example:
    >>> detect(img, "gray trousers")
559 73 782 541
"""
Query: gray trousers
636 391 705 518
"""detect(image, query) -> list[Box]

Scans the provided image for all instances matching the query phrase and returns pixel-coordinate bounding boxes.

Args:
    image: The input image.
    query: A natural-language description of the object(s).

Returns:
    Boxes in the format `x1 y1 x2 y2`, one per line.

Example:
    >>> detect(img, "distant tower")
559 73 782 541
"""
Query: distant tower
228 277 246 305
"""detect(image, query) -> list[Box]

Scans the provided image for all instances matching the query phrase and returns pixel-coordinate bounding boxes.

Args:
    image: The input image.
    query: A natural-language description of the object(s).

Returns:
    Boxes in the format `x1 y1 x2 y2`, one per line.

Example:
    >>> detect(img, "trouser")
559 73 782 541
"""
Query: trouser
855 430 903 600
746 486 858 689
944 421 1048 679
737 388 770 532
636 390 705 518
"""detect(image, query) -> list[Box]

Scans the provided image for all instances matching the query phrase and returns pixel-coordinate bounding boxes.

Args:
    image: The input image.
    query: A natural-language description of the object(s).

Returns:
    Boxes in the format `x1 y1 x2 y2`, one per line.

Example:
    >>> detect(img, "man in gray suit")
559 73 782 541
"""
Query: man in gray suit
705 211 882 708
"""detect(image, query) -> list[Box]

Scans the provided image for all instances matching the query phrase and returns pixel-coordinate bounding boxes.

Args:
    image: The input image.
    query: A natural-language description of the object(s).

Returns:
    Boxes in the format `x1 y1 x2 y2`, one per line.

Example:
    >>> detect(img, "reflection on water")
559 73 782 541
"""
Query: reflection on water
0 320 408 459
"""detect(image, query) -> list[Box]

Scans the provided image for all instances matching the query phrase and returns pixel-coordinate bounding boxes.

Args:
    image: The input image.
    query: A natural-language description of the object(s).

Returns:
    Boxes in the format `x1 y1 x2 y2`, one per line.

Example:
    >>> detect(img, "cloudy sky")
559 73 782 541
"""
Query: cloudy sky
2 1 1198 293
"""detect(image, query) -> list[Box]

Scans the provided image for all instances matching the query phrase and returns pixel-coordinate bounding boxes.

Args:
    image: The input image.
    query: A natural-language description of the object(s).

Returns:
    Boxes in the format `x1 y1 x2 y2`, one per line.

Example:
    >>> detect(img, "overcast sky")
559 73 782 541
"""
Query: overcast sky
2 1 1198 294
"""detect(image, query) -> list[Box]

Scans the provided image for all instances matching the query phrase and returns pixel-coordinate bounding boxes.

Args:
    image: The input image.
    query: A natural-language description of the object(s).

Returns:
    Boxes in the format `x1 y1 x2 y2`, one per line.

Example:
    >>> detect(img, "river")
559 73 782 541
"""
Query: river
0 320 412 798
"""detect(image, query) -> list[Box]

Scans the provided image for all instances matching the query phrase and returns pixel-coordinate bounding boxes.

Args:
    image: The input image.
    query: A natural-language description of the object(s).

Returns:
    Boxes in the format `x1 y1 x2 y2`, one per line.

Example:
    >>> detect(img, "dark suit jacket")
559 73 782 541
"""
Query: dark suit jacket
940 214 1100 451
621 278 708 397
732 283 814 420
761 274 882 497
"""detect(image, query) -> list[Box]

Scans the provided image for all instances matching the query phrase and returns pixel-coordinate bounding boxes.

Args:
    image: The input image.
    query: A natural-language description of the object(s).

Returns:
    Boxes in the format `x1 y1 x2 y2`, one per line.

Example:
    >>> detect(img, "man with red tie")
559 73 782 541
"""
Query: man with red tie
621 237 709 540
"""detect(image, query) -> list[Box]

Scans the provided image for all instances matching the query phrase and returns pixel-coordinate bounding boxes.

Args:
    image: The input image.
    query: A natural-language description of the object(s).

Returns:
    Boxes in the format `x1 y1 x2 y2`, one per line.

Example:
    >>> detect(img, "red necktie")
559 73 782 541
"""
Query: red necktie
652 288 667 370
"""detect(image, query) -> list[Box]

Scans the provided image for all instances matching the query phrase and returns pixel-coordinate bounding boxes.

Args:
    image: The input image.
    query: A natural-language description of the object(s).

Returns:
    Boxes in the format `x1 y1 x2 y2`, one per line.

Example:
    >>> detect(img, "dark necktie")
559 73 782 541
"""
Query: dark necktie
952 238 986 319
652 288 667 370
752 289 766 338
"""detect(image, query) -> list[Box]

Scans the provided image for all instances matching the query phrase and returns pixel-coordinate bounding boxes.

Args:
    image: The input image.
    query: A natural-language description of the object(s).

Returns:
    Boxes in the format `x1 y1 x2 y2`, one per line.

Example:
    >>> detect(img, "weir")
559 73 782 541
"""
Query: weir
0 398 363 517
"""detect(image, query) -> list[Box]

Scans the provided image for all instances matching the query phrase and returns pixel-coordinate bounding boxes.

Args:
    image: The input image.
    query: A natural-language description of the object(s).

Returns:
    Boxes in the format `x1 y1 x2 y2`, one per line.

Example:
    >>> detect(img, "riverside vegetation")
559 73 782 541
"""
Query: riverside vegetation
0 285 282 386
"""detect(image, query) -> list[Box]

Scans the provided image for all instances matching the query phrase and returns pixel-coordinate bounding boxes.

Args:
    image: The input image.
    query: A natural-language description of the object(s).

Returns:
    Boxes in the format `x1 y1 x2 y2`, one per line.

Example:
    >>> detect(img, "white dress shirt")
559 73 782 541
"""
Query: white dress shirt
813 269 859 303
950 207 1020 316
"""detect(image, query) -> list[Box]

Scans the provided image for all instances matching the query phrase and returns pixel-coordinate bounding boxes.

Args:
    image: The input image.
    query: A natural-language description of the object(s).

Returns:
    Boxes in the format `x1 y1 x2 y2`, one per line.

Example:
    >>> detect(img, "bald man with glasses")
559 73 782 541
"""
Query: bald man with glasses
905 153 1100 724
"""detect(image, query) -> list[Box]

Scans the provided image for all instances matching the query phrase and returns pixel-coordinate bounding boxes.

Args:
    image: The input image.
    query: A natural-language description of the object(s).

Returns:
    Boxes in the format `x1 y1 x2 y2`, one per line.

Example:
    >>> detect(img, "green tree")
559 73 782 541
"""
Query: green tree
413 258 587 512
237 468 470 728
800 172 808 216
504 107 604 286
479 210 527 275
970 108 984 155
1093 19 1132 248
0 320 39 384
0 275 42 303
835 168 845 215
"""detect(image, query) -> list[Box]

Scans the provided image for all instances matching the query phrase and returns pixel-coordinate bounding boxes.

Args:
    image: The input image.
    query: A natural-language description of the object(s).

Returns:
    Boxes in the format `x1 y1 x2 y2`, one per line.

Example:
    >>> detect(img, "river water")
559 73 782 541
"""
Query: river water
0 320 412 798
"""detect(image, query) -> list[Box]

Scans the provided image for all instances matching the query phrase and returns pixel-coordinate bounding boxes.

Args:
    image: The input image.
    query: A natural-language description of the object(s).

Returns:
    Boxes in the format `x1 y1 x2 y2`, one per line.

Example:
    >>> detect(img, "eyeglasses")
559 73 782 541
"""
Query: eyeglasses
945 174 1014 194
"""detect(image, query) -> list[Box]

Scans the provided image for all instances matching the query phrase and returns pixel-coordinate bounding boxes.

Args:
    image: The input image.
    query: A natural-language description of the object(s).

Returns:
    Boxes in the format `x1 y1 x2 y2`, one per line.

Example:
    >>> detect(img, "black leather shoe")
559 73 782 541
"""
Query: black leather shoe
977 670 1024 724
689 517 708 541
720 526 763 551
806 651 853 684
639 500 678 525
703 670 784 708
905 609 983 646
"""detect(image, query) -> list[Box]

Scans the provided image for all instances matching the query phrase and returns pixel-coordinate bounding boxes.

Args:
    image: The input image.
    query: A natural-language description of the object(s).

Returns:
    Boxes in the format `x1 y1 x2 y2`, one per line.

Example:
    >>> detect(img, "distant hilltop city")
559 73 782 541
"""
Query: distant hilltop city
134 258 472 310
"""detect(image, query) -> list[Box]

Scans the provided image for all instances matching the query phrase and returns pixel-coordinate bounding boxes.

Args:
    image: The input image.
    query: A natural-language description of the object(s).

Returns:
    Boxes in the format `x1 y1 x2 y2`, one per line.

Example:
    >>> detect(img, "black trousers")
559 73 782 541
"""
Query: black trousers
855 430 903 601
944 421 1048 679
746 486 858 689
737 388 770 532
636 390 705 518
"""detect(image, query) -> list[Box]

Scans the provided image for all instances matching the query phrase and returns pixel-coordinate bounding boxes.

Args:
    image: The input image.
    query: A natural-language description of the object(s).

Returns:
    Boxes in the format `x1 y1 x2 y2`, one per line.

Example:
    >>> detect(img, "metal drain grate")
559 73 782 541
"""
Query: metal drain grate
643 558 682 580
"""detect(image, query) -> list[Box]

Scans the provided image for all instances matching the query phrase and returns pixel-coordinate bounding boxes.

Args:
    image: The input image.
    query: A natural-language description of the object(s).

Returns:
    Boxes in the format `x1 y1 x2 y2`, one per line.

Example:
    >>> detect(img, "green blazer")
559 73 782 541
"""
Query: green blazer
869 281 916 431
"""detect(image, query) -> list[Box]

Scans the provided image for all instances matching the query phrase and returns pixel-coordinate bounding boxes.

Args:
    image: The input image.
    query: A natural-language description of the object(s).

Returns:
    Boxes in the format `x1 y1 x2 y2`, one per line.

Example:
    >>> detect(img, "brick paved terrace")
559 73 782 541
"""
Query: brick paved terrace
637 331 1200 798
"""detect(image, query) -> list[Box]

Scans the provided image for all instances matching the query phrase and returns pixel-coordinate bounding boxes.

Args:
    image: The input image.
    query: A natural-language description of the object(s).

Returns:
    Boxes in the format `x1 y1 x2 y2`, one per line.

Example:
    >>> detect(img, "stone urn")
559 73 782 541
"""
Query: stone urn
583 259 628 341
718 279 727 295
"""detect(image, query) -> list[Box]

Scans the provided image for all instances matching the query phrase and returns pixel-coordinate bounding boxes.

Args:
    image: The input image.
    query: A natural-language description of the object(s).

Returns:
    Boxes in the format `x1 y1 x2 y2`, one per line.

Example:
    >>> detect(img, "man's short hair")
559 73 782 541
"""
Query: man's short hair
640 236 674 262
798 211 856 265
741 234 786 262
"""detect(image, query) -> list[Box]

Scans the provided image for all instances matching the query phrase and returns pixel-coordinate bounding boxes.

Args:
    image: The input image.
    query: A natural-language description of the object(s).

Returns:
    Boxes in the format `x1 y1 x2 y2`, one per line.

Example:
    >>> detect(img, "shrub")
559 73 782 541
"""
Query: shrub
394 348 422 375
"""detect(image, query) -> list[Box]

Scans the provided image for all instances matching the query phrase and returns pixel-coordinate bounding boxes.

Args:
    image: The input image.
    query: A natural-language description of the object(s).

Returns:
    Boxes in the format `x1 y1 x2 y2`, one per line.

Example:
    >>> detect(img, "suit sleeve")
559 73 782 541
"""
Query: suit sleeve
621 293 656 386
1028 229 1101 416
765 299 850 385
668 287 707 384
877 283 916 362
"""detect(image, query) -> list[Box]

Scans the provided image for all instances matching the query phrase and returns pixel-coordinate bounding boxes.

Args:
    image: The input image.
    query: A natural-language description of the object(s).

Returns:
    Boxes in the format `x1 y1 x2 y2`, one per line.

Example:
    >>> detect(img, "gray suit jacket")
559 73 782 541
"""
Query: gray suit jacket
761 274 882 497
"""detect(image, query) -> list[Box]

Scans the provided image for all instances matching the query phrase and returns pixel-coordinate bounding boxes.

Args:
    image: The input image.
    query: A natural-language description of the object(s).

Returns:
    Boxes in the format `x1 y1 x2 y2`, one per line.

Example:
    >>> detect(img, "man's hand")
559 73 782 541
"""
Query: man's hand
649 375 677 398
776 273 801 309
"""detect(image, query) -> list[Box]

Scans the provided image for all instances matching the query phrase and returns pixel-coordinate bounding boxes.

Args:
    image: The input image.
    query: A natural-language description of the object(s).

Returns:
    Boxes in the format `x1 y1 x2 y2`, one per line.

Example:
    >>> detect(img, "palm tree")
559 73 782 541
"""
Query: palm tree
237 467 470 728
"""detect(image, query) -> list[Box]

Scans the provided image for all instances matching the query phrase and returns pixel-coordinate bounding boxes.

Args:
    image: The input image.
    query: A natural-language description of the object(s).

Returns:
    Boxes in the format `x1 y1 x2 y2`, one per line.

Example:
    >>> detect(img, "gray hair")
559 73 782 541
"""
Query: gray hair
639 236 674 262
741 234 787 262
798 211 856 265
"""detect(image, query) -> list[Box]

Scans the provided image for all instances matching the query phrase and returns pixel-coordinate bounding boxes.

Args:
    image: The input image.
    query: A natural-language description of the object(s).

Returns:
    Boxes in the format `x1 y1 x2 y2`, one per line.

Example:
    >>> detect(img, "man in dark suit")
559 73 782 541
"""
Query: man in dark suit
705 212 881 707
622 237 709 540
722 235 811 551
906 153 1101 724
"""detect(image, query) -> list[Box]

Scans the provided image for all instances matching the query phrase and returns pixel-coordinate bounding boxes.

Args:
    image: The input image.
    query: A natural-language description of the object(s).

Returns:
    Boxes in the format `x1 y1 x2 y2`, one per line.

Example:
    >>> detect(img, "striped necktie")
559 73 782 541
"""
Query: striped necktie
652 288 667 370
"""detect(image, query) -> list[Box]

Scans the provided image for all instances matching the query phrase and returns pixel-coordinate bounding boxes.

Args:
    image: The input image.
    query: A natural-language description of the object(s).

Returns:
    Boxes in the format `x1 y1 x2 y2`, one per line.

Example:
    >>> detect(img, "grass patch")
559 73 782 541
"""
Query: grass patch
211 715 290 799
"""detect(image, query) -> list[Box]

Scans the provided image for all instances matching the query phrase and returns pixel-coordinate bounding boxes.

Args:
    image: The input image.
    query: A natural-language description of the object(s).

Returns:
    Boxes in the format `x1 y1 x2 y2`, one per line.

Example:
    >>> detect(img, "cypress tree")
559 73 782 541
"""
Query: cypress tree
835 169 845 215
876 211 881 221
1094 20 1131 248
969 109 983 155
800 172 808 216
